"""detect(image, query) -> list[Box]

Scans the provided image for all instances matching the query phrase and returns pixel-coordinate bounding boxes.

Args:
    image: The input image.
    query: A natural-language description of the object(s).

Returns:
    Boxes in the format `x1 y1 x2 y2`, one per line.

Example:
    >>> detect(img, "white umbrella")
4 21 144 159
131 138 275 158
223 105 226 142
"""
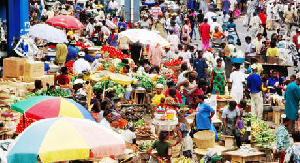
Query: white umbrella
29 24 68 43
119 29 170 47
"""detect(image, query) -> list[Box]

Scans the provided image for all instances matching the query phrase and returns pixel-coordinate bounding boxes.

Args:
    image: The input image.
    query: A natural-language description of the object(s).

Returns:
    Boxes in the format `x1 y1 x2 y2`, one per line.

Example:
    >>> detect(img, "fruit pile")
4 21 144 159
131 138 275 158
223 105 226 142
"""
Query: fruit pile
240 114 276 148
15 117 37 133
100 46 130 59
164 59 182 66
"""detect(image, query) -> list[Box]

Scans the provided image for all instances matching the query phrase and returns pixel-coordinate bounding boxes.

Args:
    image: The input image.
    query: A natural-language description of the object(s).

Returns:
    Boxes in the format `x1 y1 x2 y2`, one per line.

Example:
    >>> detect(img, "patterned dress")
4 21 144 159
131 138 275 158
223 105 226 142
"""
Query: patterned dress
213 67 225 95
275 124 290 152
285 143 300 163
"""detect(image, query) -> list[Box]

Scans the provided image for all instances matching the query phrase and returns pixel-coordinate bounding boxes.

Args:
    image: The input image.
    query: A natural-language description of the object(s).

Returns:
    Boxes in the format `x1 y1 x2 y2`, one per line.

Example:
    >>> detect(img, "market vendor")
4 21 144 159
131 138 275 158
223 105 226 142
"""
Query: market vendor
120 123 137 145
275 114 290 163
107 26 118 47
173 122 193 158
177 71 198 106
97 101 110 123
196 95 215 131
165 80 182 104
222 101 241 148
100 110 112 129
268 70 280 94
147 131 172 163
73 52 91 74
152 84 165 105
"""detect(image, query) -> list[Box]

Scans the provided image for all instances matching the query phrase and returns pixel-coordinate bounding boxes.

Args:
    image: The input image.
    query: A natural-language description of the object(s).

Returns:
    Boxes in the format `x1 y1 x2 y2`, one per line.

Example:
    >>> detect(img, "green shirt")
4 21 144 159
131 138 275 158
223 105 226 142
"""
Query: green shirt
152 140 171 157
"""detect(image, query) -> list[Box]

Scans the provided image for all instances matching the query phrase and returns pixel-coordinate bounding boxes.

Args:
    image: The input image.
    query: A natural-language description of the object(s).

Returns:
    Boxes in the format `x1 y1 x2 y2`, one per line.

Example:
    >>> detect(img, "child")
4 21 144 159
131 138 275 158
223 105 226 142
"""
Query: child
165 88 180 110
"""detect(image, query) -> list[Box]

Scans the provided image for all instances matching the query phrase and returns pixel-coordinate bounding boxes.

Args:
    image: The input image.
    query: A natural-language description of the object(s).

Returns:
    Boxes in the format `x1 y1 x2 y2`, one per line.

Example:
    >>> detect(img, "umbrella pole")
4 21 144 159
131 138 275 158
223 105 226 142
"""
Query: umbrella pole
87 83 92 111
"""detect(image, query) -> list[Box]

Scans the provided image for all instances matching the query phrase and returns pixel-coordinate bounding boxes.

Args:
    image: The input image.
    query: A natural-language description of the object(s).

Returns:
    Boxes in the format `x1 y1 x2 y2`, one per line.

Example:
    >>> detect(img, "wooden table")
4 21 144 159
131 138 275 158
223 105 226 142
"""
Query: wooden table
223 150 264 163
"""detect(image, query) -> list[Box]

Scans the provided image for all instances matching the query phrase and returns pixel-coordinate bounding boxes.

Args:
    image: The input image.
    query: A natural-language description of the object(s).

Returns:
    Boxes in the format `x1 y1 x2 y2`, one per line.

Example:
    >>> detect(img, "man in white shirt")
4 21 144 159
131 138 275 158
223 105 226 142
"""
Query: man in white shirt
210 17 222 33
229 64 245 103
167 30 180 52
73 52 91 74
248 13 261 38
245 36 256 57
109 0 119 9
86 18 95 36
204 10 217 24
100 110 112 130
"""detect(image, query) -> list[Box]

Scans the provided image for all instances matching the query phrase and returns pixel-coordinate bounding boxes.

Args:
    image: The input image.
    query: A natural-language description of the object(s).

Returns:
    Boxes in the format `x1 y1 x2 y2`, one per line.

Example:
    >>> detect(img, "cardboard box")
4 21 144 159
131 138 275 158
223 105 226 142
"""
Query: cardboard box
23 75 54 90
24 62 44 78
3 57 27 78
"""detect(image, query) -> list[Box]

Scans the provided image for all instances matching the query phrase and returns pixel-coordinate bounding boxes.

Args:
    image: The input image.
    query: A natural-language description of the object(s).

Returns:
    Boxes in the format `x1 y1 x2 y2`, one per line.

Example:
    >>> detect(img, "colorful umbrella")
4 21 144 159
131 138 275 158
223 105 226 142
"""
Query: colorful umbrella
45 15 85 29
7 117 126 163
11 96 94 121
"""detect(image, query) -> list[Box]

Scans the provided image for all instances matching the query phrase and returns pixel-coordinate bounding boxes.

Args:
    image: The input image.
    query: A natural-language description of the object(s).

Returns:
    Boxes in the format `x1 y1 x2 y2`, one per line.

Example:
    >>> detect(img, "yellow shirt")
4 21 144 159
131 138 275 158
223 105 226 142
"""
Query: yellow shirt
266 47 278 57
152 94 165 105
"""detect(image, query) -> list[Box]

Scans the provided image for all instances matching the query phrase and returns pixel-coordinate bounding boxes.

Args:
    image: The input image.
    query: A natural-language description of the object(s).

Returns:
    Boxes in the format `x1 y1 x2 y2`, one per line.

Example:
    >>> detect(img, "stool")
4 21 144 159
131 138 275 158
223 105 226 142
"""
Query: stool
221 135 235 149
133 89 146 105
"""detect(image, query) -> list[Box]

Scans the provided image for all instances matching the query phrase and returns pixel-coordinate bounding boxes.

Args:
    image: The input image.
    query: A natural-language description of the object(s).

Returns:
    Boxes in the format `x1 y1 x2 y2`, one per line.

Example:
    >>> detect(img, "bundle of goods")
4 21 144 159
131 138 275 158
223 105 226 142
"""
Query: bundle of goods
97 62 126 74
93 80 126 98
22 89 70 100
100 46 130 59
240 114 276 148
155 107 177 121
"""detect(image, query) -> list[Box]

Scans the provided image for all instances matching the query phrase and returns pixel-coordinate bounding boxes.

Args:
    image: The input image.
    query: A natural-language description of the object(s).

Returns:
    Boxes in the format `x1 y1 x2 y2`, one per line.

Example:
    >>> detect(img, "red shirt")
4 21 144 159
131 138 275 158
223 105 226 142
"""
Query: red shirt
165 88 183 104
55 74 70 85
259 13 267 24
293 33 300 50
199 23 210 40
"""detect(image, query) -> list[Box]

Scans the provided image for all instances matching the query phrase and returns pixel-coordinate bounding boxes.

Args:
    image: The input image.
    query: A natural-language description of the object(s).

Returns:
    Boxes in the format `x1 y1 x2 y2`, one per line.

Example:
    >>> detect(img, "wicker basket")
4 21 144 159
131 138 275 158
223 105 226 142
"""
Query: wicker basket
194 130 215 149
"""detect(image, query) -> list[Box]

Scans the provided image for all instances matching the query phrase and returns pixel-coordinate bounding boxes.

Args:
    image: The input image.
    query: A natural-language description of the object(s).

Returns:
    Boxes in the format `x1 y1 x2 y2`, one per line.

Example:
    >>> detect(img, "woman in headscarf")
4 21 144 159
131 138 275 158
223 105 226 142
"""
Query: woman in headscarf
152 14 166 38
147 131 172 163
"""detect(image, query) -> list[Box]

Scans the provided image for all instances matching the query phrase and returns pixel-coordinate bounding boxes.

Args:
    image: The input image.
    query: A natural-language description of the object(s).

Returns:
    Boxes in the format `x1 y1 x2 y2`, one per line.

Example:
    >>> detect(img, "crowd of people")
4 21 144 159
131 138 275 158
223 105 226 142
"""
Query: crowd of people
23 0 300 162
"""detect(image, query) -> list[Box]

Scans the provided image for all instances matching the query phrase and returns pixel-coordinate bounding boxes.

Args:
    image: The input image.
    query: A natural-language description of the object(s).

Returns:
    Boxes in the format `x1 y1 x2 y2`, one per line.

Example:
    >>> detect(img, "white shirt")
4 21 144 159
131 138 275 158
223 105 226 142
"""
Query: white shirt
120 129 136 144
210 22 222 33
204 12 217 24
86 23 95 35
229 71 245 93
99 118 111 129
180 52 192 65
245 43 256 57
73 58 91 74
101 26 111 37
229 0 237 11
178 70 188 84
109 1 119 9
167 34 180 46
203 52 214 64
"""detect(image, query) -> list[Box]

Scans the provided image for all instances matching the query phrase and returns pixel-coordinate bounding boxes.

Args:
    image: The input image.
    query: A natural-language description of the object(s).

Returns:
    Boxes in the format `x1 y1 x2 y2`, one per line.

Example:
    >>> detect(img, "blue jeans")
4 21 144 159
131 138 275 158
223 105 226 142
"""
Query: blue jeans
189 22 196 39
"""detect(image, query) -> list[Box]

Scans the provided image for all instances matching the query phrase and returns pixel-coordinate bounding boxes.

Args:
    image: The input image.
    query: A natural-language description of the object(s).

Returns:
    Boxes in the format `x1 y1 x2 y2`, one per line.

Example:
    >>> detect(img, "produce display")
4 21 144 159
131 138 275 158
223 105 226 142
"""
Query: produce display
151 75 167 85
139 140 155 151
135 121 153 137
121 99 135 105
23 89 71 100
101 46 130 59
133 73 153 89
93 80 126 98
172 156 195 163
216 95 233 100
163 59 182 66
119 106 144 121
240 114 276 148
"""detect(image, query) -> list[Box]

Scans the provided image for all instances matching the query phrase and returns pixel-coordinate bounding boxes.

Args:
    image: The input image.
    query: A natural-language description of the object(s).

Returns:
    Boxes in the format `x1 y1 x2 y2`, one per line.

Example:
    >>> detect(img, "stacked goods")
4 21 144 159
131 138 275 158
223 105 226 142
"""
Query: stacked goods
101 46 130 59
151 75 167 85
135 120 154 138
121 99 135 105
0 81 34 105
240 114 276 148
119 106 144 121
23 75 55 90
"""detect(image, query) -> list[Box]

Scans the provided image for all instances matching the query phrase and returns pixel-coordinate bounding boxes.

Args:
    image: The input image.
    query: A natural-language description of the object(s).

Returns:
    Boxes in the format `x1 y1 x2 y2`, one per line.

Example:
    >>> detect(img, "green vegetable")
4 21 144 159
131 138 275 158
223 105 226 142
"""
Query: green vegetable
93 80 126 98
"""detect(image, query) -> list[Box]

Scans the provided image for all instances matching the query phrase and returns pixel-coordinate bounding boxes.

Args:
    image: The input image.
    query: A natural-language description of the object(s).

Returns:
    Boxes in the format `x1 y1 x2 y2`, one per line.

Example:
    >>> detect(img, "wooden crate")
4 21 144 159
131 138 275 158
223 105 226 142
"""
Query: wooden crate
223 150 264 163
221 135 235 149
